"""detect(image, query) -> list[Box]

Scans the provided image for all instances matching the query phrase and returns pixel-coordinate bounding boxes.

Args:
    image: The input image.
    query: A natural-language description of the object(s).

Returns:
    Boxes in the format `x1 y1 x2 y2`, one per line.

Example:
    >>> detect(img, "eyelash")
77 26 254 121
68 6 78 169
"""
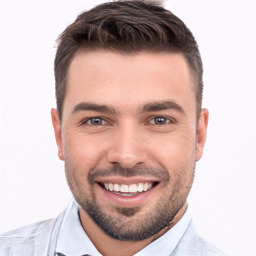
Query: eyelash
147 116 176 125
80 116 176 126
80 117 108 126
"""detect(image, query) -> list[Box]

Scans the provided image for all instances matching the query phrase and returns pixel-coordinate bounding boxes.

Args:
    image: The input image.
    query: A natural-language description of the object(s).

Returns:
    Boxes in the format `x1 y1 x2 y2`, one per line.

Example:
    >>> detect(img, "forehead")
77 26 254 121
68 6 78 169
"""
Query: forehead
64 50 196 115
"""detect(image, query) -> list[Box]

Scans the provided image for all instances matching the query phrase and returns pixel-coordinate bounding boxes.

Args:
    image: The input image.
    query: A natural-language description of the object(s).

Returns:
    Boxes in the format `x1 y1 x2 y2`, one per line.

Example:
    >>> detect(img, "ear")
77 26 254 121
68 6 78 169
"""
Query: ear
51 108 64 160
195 108 209 162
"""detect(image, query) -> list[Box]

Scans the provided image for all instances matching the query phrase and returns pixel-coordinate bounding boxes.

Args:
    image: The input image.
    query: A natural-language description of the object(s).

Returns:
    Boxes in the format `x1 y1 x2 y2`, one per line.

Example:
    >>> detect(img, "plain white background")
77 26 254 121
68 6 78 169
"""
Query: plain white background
0 0 255 255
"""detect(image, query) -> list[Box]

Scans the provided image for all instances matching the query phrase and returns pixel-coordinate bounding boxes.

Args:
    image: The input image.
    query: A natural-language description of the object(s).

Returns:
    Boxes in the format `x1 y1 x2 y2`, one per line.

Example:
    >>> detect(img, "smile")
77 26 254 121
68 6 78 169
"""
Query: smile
99 182 158 196
95 179 160 206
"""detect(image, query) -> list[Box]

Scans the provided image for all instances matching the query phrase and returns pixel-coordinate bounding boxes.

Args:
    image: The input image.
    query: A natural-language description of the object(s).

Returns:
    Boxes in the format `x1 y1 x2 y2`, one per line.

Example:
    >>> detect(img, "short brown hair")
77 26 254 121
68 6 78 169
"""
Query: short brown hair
55 0 203 119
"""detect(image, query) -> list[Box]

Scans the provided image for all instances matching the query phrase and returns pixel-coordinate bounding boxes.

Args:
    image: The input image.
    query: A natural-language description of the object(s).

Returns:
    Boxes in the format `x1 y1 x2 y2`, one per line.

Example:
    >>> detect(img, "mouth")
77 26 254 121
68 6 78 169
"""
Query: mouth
98 181 159 197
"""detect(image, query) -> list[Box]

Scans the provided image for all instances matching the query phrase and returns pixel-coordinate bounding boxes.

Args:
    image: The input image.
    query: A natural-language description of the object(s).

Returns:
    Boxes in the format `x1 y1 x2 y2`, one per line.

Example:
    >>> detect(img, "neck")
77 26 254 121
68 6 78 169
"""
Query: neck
79 204 187 256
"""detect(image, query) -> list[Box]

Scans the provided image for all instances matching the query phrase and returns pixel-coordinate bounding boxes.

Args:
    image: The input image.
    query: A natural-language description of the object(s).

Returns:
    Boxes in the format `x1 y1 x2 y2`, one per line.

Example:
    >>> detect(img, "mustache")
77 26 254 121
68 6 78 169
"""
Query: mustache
88 164 170 184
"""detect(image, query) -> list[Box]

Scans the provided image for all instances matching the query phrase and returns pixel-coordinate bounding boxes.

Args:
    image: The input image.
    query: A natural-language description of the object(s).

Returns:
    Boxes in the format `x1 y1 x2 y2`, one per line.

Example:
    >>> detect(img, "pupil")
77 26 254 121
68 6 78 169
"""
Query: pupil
155 117 165 124
92 118 101 125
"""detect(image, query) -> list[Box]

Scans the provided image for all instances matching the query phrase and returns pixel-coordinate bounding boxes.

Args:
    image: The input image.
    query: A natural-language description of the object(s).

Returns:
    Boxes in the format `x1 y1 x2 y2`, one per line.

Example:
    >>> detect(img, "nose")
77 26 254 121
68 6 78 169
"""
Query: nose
107 123 147 168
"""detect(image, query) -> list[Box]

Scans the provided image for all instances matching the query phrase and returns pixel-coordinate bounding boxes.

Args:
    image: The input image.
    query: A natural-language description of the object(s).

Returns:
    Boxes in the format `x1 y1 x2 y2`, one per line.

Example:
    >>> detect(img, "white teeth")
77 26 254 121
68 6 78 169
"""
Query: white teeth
103 182 154 193
108 183 114 191
120 184 129 192
114 184 120 192
143 183 149 191
114 192 136 197
137 183 144 192
129 184 137 193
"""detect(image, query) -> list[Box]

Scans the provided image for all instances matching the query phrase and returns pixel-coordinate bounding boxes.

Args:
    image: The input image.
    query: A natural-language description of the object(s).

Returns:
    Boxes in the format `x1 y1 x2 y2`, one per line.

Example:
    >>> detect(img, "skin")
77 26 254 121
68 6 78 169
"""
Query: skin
51 50 208 256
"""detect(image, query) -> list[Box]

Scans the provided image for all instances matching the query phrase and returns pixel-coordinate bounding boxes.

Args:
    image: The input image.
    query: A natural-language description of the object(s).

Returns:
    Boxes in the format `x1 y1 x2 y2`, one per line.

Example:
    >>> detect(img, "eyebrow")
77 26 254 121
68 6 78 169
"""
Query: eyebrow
139 100 186 115
72 100 186 115
72 102 117 114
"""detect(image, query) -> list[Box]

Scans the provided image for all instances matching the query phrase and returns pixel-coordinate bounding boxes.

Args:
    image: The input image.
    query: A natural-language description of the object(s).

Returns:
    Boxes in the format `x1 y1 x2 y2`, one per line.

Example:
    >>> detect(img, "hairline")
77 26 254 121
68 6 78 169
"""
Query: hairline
59 46 201 121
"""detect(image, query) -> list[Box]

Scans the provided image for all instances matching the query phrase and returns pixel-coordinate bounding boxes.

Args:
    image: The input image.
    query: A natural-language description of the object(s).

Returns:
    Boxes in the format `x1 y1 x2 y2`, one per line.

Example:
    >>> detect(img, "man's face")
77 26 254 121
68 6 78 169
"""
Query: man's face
52 50 208 241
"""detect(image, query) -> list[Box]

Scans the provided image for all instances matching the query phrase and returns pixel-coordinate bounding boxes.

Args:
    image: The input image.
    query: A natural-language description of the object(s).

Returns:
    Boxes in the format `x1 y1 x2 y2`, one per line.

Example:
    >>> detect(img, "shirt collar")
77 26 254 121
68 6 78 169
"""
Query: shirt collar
134 206 192 256
56 199 102 256
56 198 192 256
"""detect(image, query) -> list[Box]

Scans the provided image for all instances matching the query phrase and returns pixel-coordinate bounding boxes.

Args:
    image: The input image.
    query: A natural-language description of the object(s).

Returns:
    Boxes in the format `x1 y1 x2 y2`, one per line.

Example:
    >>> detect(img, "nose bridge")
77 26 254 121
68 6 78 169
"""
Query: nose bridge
107 120 146 168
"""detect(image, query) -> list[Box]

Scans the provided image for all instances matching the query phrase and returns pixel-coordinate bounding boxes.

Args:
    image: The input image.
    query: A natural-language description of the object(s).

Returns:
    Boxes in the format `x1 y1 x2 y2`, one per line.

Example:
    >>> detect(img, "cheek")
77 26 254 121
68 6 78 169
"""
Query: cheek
150 131 196 166
156 133 196 195
146 136 196 189
63 134 100 196
62 130 108 169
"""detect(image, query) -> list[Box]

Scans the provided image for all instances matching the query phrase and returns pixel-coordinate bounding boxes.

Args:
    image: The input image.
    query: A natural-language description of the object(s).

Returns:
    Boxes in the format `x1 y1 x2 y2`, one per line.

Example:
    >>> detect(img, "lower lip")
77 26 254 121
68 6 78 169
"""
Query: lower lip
96 183 158 207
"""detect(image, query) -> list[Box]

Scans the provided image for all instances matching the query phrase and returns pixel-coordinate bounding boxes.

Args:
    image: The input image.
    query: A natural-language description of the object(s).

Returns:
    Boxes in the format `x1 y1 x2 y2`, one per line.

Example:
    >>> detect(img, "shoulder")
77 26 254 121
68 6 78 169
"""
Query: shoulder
192 236 229 256
0 218 56 255
174 220 229 256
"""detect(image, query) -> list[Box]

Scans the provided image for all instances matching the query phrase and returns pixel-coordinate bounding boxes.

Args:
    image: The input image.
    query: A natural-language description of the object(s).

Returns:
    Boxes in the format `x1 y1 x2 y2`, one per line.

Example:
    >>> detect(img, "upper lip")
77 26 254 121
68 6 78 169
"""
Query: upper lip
94 176 160 185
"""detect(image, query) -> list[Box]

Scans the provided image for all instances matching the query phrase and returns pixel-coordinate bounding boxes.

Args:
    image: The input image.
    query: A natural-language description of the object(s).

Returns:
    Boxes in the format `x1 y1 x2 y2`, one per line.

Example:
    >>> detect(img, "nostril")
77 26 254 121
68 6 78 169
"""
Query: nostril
109 158 143 169
106 139 146 168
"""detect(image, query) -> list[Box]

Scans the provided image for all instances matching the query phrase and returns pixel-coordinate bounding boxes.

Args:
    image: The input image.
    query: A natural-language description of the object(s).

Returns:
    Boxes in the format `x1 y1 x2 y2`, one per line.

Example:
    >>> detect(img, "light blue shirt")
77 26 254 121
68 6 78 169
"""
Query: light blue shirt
56 199 192 256
0 197 228 256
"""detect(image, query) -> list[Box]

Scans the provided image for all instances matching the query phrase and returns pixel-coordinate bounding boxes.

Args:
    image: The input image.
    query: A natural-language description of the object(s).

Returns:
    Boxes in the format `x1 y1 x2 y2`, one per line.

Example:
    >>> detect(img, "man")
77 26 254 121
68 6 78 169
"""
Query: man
0 1 228 255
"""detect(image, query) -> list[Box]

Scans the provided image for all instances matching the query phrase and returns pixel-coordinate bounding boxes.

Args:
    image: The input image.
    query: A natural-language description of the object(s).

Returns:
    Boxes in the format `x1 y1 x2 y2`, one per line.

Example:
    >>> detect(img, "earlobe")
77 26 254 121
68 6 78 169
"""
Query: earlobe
51 108 64 160
195 108 209 162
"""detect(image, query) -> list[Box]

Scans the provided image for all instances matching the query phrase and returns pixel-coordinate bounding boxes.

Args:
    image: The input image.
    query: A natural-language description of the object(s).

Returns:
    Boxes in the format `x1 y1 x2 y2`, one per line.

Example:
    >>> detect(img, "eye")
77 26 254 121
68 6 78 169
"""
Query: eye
148 116 174 125
83 117 106 126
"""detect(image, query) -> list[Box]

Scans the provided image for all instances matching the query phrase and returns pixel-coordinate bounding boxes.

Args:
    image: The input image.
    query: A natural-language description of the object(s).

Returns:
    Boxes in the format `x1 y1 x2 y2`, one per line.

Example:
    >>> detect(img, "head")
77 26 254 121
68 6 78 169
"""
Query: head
52 0 208 242
54 0 203 120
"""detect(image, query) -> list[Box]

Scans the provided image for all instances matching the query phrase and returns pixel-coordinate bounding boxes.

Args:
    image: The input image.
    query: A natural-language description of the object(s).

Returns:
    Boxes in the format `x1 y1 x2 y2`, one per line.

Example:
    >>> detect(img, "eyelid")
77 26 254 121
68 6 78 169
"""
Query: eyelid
146 115 177 125
78 115 176 126
79 116 109 126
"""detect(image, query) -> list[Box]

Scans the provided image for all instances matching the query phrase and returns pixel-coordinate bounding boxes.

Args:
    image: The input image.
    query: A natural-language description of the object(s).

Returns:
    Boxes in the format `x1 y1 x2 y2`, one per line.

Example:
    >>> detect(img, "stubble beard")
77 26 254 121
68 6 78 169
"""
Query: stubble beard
65 162 195 241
